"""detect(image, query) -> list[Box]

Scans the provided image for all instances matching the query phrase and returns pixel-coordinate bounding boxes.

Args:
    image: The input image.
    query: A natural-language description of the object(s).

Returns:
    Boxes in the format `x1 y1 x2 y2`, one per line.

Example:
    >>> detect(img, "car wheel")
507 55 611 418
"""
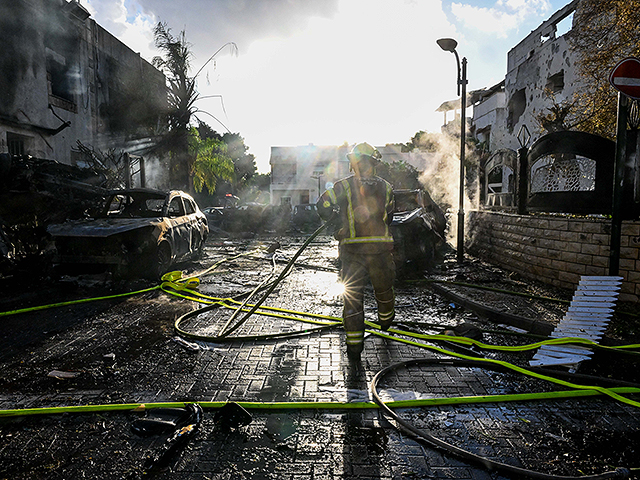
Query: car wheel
192 232 205 259
155 242 172 278
414 232 435 272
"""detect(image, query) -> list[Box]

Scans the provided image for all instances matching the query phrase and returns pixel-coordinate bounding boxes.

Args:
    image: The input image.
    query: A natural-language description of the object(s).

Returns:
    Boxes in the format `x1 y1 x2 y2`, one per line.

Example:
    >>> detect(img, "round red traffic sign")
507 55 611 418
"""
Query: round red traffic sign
609 57 640 99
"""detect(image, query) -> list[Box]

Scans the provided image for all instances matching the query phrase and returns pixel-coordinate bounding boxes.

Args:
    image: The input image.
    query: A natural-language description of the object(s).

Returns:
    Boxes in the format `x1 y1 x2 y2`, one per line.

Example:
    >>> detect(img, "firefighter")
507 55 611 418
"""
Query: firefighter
316 142 395 361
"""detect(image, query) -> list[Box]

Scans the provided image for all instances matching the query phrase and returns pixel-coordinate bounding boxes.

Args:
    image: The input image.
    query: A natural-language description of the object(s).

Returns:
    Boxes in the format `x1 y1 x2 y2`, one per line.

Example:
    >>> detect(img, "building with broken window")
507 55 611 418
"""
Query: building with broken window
0 0 166 165
465 0 640 302
470 0 578 154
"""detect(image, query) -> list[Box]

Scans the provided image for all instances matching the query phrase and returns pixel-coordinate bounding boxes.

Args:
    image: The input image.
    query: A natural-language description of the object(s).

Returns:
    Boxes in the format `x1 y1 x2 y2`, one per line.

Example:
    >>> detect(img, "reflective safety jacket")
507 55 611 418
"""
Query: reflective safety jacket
316 174 394 254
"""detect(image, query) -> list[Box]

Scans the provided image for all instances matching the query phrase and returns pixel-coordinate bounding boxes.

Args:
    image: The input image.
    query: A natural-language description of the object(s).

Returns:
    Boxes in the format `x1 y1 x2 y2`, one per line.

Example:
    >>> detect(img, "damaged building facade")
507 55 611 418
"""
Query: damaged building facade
471 0 578 153
0 0 166 165
0 0 167 275
467 0 640 302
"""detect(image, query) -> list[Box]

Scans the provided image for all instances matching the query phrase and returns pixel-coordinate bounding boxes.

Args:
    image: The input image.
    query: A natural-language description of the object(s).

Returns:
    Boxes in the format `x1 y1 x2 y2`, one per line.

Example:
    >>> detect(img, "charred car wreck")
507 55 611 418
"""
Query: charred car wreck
390 189 447 272
47 189 208 279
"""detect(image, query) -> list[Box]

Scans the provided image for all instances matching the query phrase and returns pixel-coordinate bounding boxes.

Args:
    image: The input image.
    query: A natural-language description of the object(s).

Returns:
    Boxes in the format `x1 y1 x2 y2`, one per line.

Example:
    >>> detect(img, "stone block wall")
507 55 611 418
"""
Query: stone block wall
467 210 640 302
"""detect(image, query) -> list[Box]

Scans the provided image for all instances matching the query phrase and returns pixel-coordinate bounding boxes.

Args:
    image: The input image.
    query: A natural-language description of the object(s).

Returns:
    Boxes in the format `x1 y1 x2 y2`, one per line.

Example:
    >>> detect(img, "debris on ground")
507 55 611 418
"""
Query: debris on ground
0 235 638 479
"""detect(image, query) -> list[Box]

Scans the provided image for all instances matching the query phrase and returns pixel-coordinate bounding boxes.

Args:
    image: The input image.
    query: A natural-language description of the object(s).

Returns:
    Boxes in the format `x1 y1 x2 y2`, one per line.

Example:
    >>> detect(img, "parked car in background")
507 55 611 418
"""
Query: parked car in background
291 203 322 232
47 189 208 279
390 189 447 272
202 206 225 229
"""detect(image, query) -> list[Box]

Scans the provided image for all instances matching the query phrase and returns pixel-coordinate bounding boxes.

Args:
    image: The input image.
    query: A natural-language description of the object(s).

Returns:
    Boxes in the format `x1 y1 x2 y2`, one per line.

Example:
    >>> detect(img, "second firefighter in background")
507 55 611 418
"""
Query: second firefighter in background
316 142 395 360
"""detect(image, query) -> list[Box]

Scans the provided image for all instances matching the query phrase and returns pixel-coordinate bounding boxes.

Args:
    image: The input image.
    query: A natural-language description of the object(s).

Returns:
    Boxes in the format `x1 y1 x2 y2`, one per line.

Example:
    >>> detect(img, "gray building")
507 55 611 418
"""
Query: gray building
0 0 166 165
470 0 579 153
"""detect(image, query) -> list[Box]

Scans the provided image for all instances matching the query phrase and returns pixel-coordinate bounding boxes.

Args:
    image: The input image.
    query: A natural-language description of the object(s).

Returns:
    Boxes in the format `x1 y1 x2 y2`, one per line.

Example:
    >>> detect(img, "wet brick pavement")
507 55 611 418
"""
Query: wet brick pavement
0 237 638 479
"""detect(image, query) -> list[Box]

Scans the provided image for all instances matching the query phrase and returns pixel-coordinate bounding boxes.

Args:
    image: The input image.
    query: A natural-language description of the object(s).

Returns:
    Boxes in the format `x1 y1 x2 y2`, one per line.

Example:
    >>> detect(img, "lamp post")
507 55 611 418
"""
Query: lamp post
437 37 467 264
311 174 323 201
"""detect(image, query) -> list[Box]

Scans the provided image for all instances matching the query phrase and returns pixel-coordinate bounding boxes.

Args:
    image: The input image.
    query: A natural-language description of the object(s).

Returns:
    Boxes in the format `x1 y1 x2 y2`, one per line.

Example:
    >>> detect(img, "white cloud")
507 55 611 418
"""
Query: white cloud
451 0 551 38
83 0 463 172
83 0 157 60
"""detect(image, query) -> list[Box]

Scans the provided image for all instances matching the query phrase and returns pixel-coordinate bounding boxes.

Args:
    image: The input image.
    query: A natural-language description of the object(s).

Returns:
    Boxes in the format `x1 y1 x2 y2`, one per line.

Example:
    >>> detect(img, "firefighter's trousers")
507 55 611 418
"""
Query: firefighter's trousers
339 248 395 354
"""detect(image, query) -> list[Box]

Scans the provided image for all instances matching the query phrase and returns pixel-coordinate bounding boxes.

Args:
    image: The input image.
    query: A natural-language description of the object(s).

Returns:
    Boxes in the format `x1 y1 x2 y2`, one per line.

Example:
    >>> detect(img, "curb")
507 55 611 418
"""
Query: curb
431 283 555 336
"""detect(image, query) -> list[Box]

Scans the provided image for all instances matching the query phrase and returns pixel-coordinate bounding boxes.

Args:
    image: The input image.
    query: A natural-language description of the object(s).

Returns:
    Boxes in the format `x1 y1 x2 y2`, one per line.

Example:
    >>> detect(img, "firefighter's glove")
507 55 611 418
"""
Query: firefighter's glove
326 207 341 227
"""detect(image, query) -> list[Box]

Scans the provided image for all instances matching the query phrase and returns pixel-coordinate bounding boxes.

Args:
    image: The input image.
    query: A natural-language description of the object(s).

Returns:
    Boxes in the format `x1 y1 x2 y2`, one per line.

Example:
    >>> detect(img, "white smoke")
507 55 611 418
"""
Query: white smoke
417 133 477 247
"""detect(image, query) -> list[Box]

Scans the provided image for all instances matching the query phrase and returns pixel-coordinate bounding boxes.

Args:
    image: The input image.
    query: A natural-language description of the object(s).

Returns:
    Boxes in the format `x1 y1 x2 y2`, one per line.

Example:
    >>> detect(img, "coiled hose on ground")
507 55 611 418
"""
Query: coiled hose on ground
371 357 634 480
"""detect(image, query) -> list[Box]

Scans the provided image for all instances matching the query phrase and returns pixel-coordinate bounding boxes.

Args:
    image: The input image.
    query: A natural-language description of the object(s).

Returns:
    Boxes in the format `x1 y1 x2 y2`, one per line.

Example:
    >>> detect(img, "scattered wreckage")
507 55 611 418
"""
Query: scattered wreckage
47 189 208 279
0 153 108 278
204 189 448 272
0 153 446 280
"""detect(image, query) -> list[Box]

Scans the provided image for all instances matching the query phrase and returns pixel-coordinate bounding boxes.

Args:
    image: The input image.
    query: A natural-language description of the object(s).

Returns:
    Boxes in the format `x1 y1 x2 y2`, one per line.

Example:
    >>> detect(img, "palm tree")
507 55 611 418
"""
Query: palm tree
152 22 237 190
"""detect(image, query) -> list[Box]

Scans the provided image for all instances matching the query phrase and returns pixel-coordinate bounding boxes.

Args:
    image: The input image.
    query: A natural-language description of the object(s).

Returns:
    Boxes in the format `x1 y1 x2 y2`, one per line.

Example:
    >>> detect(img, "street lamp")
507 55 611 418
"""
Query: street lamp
311 173 323 201
437 37 467 264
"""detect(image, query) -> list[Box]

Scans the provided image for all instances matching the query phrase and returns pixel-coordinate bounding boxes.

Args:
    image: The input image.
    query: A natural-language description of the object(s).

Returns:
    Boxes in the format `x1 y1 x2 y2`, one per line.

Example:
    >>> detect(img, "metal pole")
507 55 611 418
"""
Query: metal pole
517 146 529 215
124 153 131 189
609 92 628 276
457 57 467 263
140 156 146 188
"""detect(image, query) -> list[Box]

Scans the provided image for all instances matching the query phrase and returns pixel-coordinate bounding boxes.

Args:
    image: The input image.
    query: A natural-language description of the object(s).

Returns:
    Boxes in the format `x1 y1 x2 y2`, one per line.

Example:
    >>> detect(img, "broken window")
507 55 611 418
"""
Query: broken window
507 89 527 132
107 195 127 215
44 24 80 114
146 199 164 215
546 71 565 93
184 198 196 215
168 197 185 217
555 11 574 37
7 133 30 156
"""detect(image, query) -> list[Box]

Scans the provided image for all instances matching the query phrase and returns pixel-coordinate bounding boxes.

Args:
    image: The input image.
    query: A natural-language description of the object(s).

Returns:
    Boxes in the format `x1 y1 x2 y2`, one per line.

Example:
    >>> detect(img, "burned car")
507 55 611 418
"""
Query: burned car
291 203 322 232
47 189 208 279
202 206 225 229
390 189 447 272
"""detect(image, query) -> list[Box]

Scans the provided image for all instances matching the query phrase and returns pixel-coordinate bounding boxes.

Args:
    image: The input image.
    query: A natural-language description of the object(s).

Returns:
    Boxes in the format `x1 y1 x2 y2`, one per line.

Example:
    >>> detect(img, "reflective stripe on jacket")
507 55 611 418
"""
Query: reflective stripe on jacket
317 174 394 253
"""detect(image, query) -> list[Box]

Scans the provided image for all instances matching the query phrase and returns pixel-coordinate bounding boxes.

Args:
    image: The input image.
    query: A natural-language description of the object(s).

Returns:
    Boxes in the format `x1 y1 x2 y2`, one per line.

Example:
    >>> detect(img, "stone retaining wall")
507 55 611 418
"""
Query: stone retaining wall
467 210 640 303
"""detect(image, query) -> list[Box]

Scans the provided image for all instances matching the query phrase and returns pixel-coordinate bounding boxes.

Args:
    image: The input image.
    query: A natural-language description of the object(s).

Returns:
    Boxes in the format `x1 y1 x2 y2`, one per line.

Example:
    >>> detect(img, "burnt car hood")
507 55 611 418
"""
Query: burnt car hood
392 208 424 224
47 217 161 238
391 208 445 241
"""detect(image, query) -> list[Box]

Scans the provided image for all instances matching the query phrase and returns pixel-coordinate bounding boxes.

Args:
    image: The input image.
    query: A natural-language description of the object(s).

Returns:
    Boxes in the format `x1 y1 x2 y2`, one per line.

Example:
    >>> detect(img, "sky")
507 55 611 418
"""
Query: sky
82 0 574 173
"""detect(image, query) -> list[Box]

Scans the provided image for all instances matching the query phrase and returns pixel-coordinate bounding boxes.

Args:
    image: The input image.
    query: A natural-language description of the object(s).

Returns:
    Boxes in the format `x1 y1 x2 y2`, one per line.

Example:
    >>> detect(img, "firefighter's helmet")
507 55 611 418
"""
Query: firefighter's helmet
347 142 382 165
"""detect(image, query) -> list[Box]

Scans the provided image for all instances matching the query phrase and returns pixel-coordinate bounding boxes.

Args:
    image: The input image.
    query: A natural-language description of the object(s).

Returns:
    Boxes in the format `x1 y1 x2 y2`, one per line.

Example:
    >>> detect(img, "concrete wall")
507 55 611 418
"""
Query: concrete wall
467 210 640 303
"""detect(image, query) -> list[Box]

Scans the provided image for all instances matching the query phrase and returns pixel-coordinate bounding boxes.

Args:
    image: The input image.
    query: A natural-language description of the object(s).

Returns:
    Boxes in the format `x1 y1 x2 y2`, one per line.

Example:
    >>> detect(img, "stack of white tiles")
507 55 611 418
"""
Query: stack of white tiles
529 276 623 368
